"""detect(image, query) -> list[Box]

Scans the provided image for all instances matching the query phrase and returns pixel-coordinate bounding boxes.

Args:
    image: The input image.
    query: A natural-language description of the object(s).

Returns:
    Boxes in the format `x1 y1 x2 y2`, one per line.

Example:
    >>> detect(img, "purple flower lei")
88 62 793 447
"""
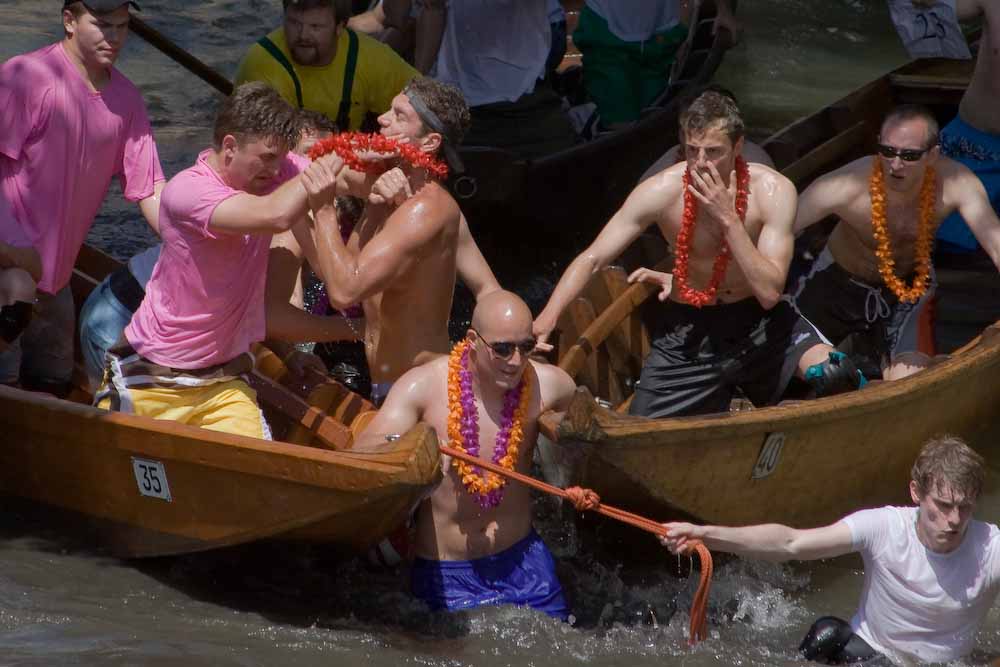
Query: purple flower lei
459 344 524 509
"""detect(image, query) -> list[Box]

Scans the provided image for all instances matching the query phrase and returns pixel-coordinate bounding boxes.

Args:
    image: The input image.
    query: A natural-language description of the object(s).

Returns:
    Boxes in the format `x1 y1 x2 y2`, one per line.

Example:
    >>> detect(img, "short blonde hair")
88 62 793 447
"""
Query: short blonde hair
911 434 985 501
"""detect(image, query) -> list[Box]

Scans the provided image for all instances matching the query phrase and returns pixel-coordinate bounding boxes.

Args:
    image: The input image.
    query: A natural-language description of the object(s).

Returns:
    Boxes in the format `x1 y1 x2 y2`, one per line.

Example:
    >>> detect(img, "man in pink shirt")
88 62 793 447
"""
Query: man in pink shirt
95 82 345 439
0 0 166 394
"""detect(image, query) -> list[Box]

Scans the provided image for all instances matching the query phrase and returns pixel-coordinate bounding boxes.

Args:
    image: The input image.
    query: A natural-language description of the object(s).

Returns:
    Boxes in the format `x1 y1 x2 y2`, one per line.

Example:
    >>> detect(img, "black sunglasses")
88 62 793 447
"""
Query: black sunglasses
876 143 933 163
472 329 536 360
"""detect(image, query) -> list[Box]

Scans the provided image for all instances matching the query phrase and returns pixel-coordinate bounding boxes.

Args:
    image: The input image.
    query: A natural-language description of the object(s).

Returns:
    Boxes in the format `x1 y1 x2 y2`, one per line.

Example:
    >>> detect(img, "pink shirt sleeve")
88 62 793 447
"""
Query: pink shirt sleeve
118 96 165 202
0 57 51 161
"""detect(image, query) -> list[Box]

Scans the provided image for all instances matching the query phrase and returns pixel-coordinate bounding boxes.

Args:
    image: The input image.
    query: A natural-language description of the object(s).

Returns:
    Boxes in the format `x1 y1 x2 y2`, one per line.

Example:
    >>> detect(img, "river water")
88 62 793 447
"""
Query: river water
3 1 999 665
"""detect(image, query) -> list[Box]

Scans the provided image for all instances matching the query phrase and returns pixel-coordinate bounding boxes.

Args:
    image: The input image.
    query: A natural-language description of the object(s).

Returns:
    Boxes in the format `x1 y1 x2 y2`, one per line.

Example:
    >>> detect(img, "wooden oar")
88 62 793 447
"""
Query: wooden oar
129 15 233 95
558 258 671 380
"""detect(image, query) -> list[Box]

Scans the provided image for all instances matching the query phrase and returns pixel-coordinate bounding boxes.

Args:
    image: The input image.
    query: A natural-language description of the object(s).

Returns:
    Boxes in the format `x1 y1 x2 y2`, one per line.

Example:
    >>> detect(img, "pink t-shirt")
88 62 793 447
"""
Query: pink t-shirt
0 43 164 294
125 150 309 369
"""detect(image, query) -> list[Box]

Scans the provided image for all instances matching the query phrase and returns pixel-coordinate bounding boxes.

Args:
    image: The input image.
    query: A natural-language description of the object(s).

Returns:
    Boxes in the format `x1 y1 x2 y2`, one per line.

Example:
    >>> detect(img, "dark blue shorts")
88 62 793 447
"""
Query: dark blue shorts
410 529 569 620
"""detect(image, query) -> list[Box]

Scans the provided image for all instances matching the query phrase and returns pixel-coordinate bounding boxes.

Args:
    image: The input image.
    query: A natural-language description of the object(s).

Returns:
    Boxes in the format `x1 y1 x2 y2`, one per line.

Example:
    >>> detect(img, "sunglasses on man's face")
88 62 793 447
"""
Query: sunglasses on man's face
473 329 536 360
876 143 933 163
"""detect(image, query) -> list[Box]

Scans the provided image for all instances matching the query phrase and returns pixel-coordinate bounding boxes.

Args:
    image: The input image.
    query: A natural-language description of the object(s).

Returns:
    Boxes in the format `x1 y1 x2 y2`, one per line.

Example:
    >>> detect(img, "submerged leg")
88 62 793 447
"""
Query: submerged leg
799 616 879 664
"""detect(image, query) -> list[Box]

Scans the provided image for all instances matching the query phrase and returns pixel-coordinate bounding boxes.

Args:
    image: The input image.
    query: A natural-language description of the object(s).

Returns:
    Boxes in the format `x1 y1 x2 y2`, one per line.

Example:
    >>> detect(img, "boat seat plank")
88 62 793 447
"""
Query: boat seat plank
567 297 626 404
781 120 869 186
246 371 354 450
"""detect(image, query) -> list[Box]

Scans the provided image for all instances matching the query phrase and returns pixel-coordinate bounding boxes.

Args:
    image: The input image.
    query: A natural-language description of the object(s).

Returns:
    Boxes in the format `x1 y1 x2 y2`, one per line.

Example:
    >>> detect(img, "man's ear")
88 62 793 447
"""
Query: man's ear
221 134 238 160
910 480 923 505
926 144 941 166
420 131 443 155
465 328 476 343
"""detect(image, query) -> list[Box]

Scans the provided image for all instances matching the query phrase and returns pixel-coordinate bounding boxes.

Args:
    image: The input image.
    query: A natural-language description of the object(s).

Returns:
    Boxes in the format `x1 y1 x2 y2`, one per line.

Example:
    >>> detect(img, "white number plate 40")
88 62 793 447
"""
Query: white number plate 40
752 432 785 480
131 457 172 502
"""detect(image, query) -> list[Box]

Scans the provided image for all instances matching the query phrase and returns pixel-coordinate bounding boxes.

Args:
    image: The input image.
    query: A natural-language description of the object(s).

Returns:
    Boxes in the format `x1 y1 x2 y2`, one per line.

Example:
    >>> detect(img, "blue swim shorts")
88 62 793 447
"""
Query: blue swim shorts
937 115 1000 251
410 529 570 620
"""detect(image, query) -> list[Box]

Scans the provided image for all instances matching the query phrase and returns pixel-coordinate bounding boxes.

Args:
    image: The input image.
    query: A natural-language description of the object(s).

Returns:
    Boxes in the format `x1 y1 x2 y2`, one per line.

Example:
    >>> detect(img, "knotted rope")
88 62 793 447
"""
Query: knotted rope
439 444 714 645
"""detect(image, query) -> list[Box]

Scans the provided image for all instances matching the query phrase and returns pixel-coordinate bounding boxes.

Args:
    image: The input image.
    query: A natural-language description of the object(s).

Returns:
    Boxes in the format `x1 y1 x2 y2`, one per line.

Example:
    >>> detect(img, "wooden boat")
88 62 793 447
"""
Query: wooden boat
0 245 442 558
454 0 737 251
537 49 1000 528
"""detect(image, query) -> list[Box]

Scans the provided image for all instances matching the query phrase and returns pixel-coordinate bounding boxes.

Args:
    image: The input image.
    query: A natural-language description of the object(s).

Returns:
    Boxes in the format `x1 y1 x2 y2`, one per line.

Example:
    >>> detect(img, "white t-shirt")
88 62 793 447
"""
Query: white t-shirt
842 506 1000 664
583 0 681 42
127 243 162 288
430 0 549 107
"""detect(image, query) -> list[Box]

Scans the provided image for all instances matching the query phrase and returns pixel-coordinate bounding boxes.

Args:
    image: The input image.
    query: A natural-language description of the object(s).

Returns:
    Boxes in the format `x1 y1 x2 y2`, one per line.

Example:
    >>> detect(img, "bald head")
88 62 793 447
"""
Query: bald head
471 290 532 338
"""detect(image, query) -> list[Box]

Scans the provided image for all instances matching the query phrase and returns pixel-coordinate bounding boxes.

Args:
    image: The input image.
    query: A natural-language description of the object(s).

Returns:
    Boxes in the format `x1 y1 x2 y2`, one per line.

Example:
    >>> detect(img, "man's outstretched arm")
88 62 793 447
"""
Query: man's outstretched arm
662 520 855 562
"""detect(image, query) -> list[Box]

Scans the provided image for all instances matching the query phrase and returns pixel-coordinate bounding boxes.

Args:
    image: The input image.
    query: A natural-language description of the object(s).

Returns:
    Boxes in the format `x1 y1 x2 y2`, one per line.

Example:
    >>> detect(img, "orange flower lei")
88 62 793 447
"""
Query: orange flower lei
446 339 532 507
673 157 751 307
869 159 936 304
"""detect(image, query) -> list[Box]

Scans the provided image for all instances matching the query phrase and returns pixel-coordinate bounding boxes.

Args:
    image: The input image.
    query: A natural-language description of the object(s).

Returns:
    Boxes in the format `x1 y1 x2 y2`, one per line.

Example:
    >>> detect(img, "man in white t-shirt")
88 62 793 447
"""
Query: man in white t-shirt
662 435 1000 665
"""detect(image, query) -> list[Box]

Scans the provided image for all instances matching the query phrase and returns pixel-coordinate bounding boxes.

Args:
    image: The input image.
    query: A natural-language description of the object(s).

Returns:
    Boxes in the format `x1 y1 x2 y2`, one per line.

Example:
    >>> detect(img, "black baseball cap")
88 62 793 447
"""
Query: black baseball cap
63 0 141 12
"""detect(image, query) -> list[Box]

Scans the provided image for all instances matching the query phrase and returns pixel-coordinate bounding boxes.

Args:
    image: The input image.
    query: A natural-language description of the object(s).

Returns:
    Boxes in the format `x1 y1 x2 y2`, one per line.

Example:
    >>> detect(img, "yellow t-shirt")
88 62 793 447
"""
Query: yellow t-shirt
234 27 418 131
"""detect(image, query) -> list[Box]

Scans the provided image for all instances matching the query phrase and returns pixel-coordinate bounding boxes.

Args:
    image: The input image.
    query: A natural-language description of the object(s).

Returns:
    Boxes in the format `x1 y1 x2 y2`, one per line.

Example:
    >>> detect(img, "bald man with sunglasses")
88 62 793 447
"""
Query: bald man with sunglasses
356 290 577 618
792 105 1000 383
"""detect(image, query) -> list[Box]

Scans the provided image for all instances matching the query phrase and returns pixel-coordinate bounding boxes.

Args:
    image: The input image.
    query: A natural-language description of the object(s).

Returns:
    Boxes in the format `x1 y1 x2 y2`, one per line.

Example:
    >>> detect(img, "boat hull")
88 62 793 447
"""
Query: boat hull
0 385 441 558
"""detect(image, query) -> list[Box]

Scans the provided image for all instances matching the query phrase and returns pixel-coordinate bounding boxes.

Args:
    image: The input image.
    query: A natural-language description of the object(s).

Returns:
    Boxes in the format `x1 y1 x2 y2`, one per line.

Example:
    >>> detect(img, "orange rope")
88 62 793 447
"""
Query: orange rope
439 444 714 645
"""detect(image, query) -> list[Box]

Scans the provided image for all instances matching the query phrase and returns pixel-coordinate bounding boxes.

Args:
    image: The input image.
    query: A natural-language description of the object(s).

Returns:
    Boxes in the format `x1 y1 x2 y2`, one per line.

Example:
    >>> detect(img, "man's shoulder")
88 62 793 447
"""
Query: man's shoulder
396 182 461 226
1 43 62 88
235 27 288 79
748 162 795 197
531 360 576 409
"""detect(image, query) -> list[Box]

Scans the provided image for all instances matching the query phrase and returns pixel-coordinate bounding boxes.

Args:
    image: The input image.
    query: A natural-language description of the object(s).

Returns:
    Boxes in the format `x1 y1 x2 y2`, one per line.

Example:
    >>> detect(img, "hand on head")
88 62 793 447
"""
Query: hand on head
369 167 413 206
627 267 674 302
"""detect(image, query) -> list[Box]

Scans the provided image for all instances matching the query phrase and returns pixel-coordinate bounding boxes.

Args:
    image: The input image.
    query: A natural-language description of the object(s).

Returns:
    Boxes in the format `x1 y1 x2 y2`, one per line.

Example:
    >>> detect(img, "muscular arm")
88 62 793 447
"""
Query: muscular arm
725 170 797 309
663 520 856 562
456 214 500 300
954 167 1000 271
210 176 310 235
793 169 852 235
536 363 577 413
137 181 165 235
354 364 430 450
311 198 450 308
265 227 362 343
533 177 671 346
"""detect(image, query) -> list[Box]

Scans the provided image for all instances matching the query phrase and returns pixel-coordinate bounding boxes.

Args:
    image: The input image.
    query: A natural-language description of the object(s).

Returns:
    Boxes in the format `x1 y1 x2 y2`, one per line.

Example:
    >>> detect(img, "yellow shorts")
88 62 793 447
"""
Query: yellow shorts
97 378 270 440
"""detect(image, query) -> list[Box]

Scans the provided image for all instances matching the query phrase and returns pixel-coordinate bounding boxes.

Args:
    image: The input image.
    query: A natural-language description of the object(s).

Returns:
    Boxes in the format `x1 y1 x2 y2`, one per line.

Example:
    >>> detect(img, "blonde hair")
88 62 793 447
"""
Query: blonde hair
911 434 985 501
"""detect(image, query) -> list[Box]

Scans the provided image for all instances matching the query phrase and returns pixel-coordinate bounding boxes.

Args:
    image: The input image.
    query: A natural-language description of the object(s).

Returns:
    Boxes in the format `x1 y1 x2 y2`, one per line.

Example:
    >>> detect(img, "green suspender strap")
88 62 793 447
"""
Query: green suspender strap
336 28 359 131
257 36 304 108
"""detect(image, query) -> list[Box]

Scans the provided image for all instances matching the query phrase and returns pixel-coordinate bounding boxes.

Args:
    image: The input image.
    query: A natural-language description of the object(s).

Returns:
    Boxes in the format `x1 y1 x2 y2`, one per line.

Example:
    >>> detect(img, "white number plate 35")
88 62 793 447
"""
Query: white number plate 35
131 457 172 502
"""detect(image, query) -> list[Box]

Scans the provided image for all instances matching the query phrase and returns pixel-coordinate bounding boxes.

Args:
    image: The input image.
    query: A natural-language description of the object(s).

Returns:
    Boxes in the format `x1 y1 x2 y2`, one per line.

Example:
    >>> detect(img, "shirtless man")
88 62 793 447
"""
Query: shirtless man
534 91 831 418
662 435 999 665
912 0 1000 251
793 105 1000 381
299 76 474 404
357 291 577 618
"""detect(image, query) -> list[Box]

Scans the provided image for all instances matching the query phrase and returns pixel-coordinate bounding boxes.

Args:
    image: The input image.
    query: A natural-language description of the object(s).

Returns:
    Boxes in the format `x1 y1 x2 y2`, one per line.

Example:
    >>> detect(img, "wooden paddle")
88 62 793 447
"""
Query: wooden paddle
129 15 233 95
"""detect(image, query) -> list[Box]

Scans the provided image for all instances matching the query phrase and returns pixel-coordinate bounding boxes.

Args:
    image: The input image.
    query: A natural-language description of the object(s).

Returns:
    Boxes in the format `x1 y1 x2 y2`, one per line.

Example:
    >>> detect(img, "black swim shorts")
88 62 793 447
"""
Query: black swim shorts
629 297 825 418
